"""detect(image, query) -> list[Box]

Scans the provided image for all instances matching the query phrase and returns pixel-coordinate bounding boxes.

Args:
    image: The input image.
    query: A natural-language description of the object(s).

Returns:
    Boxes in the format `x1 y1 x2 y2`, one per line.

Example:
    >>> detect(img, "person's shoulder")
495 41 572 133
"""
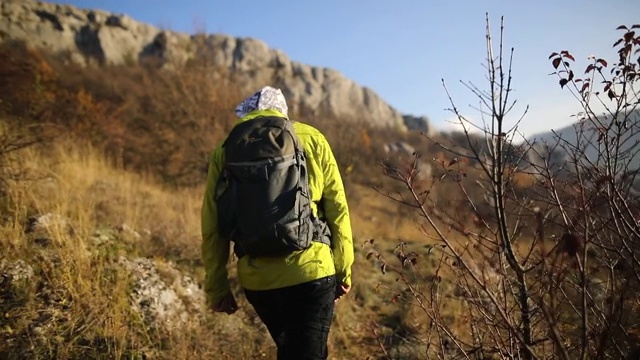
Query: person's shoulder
292 120 327 142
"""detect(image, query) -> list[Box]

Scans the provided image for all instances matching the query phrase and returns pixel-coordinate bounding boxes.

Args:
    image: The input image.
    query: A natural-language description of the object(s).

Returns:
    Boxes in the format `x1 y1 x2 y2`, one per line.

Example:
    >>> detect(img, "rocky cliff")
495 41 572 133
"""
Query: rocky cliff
0 0 434 133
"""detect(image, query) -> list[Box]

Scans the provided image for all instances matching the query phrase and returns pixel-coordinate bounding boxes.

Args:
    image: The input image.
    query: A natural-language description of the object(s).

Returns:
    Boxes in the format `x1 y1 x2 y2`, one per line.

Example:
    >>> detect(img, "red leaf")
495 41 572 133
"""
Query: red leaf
613 38 624 47
608 89 616 100
548 52 559 59
581 82 589 93
552 58 562 69
617 25 629 31
559 78 569 88
632 24 640 29
624 31 636 42
585 64 595 73
568 70 574 81
603 82 612 92
563 53 576 61
597 58 608 67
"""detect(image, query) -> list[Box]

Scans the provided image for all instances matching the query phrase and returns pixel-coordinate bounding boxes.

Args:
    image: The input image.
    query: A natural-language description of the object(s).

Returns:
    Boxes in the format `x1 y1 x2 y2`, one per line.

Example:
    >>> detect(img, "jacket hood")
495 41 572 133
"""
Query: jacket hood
235 86 289 119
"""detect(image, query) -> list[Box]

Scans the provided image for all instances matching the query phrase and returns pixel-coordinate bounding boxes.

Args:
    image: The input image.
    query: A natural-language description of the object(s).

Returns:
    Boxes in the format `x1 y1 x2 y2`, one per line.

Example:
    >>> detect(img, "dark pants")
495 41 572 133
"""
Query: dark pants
244 276 336 360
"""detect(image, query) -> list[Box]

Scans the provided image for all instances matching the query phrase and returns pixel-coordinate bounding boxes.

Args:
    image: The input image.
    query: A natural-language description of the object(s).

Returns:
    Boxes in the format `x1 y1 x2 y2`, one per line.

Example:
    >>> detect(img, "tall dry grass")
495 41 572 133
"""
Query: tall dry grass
0 137 426 359
0 140 281 359
0 40 461 359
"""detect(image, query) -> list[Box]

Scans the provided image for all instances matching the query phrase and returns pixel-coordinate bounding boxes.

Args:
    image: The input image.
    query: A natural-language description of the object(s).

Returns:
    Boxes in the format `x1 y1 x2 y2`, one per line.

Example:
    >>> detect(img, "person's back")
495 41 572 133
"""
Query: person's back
201 86 354 360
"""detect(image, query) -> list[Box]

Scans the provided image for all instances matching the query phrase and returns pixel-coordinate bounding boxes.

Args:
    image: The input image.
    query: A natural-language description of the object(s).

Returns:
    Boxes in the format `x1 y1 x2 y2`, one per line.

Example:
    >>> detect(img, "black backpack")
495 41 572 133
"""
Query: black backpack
215 116 330 257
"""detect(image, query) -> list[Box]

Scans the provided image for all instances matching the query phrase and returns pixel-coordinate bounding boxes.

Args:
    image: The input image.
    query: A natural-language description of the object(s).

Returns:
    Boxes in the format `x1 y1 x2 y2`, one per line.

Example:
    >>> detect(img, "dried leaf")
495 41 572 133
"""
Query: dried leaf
448 158 459 166
613 38 624 47
552 57 562 69
632 24 640 29
585 64 595 74
366 252 375 260
624 31 636 42
608 89 616 100
548 52 559 59
617 25 629 31
581 82 590 93
568 70 574 81
559 78 569 88
380 263 387 274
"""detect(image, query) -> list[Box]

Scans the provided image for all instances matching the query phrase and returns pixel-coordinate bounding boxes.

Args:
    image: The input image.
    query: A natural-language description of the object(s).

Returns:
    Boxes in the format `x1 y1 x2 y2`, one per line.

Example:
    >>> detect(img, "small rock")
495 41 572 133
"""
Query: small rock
25 213 69 234
0 259 34 282
116 223 141 240
118 257 205 329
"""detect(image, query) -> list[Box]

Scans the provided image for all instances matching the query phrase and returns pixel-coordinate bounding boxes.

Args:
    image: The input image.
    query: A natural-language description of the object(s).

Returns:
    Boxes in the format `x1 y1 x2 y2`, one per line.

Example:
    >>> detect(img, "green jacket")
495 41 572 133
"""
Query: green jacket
201 109 354 305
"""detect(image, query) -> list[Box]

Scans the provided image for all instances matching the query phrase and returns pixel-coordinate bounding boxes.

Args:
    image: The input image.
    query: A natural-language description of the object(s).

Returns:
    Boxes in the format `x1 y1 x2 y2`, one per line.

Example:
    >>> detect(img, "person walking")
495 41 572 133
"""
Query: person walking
201 86 354 359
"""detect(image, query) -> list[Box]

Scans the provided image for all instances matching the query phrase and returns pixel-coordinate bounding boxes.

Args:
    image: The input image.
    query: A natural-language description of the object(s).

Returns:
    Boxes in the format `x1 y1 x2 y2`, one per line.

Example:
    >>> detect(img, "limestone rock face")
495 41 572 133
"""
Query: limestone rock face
403 114 434 135
0 0 434 131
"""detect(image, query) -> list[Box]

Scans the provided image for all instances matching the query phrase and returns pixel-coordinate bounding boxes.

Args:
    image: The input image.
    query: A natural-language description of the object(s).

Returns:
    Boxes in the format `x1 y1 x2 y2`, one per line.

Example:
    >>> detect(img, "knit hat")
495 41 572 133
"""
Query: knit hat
234 86 289 118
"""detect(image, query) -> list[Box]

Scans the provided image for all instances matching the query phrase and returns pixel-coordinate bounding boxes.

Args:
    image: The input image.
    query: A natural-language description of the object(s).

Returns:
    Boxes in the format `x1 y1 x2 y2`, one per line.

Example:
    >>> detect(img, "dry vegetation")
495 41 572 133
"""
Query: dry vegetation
0 39 458 359
363 20 640 359
3 19 637 360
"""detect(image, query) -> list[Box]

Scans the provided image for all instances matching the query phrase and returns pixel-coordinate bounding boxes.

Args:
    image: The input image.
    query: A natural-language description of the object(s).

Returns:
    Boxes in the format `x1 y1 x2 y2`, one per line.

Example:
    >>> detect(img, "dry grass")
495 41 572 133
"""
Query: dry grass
0 141 273 359
0 41 478 359
0 137 449 359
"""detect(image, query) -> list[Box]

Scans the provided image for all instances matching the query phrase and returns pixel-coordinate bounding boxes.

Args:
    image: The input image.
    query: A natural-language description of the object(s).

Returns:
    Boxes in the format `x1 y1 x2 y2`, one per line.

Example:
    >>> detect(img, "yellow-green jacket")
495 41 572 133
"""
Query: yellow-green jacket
201 109 354 306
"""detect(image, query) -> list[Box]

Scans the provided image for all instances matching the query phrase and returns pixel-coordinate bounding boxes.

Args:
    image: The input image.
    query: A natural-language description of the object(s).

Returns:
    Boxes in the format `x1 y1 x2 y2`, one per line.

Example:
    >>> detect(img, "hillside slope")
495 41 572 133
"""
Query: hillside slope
0 0 434 133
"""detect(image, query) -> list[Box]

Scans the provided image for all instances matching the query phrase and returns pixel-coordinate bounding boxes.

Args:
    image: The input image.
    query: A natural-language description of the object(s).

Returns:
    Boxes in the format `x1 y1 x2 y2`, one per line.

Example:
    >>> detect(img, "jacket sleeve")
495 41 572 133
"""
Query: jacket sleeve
201 146 231 306
319 136 354 287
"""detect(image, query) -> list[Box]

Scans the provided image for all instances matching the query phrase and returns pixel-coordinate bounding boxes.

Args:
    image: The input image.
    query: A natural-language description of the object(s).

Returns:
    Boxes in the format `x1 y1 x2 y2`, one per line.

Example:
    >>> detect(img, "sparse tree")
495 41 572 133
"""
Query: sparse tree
368 17 640 359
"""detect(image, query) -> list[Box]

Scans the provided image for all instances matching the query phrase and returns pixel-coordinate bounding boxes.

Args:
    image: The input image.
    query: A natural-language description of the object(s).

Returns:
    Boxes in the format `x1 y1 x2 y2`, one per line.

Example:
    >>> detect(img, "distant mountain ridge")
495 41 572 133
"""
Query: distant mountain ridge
522 109 640 191
0 0 433 134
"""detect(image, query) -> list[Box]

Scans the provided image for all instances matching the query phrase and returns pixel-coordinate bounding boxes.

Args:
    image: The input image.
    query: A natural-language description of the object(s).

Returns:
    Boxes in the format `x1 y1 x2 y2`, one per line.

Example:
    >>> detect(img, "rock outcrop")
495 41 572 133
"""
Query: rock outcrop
402 114 434 135
0 0 434 131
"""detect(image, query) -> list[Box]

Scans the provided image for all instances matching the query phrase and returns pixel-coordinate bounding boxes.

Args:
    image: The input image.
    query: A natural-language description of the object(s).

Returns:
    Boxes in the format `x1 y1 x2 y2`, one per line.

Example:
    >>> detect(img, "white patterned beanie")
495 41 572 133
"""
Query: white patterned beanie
234 86 289 119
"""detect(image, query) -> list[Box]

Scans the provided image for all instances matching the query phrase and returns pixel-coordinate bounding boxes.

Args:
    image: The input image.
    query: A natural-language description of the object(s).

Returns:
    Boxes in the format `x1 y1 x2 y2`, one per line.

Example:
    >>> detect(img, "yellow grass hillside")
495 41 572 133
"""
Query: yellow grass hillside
1 137 443 359
0 41 463 359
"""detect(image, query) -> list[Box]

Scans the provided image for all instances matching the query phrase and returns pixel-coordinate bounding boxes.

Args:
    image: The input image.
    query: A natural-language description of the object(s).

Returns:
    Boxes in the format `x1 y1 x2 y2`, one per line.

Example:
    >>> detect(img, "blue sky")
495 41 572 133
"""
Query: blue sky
49 0 639 137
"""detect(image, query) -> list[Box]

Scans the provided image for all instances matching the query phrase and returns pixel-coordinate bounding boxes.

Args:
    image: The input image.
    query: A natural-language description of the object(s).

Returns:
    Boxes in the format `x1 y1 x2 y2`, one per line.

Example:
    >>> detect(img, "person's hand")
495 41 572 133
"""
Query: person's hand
212 293 238 314
335 283 350 301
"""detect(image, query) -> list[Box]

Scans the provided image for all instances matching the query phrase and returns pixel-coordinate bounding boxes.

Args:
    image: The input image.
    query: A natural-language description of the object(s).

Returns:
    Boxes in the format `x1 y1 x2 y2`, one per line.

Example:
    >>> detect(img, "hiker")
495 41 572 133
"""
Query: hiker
201 86 354 359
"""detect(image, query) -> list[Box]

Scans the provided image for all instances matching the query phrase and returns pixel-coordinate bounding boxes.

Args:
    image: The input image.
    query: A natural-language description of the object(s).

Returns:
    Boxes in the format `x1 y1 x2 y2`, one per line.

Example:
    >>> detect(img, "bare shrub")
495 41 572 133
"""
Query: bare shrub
368 17 640 359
